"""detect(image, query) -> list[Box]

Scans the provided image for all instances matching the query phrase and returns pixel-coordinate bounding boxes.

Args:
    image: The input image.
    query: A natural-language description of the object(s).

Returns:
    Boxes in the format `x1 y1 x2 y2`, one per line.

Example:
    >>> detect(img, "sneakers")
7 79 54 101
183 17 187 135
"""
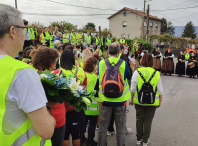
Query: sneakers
86 140 98 146
107 131 114 136
96 125 99 130
125 128 132 135
136 139 143 145
143 140 149 146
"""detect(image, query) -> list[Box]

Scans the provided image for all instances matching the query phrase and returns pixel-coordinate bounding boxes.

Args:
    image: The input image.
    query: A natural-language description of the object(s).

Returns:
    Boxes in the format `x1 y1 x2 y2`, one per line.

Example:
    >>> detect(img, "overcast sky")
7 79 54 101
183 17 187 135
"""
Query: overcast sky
1 0 198 29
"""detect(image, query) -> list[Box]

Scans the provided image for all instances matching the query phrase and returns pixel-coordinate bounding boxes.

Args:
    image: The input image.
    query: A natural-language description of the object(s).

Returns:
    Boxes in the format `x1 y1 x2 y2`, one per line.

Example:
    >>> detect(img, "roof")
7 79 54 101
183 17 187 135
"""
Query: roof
107 7 162 21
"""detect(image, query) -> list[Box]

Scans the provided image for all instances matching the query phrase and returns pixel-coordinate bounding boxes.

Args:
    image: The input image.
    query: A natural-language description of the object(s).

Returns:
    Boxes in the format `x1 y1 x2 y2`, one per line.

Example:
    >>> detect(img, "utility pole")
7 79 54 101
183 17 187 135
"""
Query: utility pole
141 0 146 40
99 26 101 46
146 4 150 42
15 0 18 9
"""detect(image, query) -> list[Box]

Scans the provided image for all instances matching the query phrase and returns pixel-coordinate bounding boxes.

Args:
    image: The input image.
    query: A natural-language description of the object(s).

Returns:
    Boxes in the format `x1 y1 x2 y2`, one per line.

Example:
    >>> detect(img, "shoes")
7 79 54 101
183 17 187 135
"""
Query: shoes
136 139 143 145
107 131 114 136
143 140 150 146
125 128 132 135
96 125 99 130
86 140 98 146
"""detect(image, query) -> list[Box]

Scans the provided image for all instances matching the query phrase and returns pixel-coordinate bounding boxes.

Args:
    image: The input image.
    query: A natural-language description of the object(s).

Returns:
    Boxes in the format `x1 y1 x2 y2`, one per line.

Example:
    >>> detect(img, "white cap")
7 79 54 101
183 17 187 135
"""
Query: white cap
54 40 61 46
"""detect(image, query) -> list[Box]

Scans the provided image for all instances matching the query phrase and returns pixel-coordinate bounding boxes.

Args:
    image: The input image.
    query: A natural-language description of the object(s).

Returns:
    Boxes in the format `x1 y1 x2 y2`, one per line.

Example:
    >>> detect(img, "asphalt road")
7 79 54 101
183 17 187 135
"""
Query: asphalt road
83 58 198 146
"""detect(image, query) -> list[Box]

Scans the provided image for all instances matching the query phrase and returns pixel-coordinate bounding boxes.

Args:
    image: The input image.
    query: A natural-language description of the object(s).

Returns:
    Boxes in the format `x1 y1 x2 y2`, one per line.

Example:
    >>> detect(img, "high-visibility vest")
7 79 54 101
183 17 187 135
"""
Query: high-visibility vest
115 41 119 44
41 31 51 43
22 58 30 62
133 43 139 53
79 62 84 68
185 54 190 60
120 39 126 45
98 57 131 102
50 35 56 48
133 67 160 106
0 56 51 146
63 34 70 43
85 35 91 45
76 33 83 44
106 38 111 46
29 28 35 40
95 49 102 57
84 73 99 115
71 34 77 44
95 37 100 46
61 66 85 83
100 38 103 46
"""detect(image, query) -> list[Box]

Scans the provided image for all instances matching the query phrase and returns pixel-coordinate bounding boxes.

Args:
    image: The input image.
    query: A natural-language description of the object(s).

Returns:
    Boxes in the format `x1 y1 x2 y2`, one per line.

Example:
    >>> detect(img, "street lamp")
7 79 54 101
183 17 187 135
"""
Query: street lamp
141 0 152 40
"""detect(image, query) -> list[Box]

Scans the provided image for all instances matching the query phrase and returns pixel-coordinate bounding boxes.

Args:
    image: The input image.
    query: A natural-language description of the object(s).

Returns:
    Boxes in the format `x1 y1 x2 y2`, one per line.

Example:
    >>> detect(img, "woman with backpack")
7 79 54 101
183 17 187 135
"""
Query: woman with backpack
129 53 163 146
82 56 100 146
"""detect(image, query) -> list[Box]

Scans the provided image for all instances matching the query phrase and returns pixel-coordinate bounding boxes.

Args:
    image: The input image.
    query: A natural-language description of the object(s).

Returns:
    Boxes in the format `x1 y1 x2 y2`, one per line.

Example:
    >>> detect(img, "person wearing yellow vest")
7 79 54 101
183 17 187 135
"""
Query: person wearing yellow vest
76 29 84 47
115 38 119 44
70 29 77 47
41 27 51 46
185 51 190 61
105 34 112 50
98 43 131 146
62 30 70 43
120 36 126 46
129 53 163 146
93 34 100 51
83 56 99 146
100 35 104 52
95 45 103 57
85 31 91 48
0 4 56 146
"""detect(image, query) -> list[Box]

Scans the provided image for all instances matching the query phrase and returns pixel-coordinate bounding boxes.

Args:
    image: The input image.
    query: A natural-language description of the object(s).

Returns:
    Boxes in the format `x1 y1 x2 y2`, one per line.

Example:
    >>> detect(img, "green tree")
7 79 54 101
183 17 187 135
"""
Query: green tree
85 22 95 31
161 18 175 35
50 21 74 33
182 21 197 39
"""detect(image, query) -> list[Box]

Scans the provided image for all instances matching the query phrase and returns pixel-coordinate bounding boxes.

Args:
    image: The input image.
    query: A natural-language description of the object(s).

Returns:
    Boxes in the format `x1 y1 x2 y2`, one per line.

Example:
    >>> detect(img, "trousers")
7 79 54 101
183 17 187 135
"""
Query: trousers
98 105 126 146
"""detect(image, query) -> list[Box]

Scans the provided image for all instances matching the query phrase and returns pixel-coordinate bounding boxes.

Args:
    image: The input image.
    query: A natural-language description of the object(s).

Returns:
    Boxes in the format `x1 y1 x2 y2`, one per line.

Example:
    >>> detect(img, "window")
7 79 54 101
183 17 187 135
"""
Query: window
144 22 147 27
123 21 127 27
124 11 127 17
156 23 158 28
150 22 153 28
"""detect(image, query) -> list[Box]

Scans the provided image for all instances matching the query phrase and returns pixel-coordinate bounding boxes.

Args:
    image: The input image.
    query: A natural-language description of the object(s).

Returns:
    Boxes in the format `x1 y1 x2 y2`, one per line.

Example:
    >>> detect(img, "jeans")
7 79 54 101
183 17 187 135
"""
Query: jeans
98 105 126 146
135 104 157 143
51 124 66 146
85 44 90 48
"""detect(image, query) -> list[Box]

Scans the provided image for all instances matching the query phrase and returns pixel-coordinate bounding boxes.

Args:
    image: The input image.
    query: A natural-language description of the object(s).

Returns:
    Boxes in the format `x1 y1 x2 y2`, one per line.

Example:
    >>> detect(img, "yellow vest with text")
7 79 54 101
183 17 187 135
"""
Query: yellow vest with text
0 56 51 146
133 67 160 106
61 66 85 83
84 73 99 115
98 57 131 102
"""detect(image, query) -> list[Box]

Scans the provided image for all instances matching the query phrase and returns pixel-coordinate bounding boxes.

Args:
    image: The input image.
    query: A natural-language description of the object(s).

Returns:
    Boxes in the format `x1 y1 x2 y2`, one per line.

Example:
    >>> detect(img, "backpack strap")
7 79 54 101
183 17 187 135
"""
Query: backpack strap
74 67 79 78
114 59 124 70
137 71 146 83
148 70 157 83
105 59 111 67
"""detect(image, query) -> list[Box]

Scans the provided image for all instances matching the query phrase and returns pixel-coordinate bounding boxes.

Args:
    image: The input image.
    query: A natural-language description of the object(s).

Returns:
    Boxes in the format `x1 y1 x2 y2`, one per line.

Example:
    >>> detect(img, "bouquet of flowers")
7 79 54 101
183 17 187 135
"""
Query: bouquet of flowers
38 69 95 112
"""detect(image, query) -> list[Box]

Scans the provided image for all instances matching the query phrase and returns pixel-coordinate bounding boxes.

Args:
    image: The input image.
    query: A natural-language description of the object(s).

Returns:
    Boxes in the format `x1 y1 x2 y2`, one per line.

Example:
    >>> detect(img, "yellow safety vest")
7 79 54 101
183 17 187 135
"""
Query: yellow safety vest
106 38 111 46
63 34 70 43
76 33 83 44
71 34 77 44
0 56 51 146
84 73 99 115
98 57 131 102
95 49 102 57
133 67 160 106
120 39 126 45
85 35 91 45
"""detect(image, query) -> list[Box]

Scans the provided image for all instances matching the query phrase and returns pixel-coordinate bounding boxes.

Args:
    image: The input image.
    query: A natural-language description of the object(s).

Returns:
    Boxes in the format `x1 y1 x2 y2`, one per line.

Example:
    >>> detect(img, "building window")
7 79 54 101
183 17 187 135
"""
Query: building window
123 21 127 27
144 22 147 27
124 11 127 17
156 23 158 28
150 22 153 28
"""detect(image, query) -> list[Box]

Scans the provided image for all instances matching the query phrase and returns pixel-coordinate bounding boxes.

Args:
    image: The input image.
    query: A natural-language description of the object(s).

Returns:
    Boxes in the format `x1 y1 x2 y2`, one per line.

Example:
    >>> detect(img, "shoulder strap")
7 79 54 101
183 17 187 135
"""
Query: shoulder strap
148 70 157 83
114 59 124 70
74 67 79 78
105 59 111 67
137 70 146 83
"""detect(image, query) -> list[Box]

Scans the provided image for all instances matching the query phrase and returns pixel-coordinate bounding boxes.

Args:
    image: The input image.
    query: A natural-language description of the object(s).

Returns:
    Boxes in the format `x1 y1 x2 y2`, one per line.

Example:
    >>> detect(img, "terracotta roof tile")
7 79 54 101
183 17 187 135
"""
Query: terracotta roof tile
107 7 162 21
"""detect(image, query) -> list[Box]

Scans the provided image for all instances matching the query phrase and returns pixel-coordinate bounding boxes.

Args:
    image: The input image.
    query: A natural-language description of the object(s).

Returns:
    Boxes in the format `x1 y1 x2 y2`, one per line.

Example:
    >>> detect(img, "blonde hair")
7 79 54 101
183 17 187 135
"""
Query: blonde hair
82 49 92 62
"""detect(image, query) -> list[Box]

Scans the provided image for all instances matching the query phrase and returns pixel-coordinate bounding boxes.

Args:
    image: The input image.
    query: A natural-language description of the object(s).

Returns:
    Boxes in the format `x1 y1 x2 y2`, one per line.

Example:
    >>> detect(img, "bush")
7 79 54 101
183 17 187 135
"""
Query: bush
130 38 152 53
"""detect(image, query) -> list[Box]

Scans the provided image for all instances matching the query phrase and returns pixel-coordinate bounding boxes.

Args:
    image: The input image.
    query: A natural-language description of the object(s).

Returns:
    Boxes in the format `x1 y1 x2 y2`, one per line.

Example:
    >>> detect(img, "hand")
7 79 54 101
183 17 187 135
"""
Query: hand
157 102 161 108
46 101 57 110
129 99 133 106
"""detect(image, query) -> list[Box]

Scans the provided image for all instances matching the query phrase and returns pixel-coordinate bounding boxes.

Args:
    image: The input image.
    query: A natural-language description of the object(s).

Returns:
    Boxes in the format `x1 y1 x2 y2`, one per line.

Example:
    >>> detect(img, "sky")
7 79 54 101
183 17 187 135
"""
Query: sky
1 0 198 30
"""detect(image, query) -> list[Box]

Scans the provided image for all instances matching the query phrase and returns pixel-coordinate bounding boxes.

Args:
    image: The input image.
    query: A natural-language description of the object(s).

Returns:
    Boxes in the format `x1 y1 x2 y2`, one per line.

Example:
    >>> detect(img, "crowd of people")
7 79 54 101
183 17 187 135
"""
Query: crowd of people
1 4 165 146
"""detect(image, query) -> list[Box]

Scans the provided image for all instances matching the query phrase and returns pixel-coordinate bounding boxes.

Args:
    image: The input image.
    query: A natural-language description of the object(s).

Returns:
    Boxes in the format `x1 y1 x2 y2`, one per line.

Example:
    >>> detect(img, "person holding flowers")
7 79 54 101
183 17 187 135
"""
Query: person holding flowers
82 56 100 146
32 47 66 146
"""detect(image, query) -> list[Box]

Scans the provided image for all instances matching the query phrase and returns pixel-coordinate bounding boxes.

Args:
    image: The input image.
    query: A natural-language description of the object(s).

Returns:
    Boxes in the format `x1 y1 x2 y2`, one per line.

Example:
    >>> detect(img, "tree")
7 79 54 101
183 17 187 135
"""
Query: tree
182 21 197 39
161 18 175 35
50 21 74 33
84 22 95 31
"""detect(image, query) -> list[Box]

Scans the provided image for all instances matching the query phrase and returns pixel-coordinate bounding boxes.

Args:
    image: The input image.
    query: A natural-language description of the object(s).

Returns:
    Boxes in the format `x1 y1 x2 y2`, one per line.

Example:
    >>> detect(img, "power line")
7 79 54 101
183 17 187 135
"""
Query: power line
150 5 198 11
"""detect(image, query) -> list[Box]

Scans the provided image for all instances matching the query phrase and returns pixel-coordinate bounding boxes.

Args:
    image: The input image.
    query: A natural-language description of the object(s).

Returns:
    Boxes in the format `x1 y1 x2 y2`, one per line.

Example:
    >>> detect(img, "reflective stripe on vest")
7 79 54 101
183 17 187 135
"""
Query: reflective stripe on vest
133 67 160 106
29 28 35 40
95 37 99 45
106 38 111 46
71 34 76 43
85 36 91 44
98 58 131 102
87 107 99 111
63 34 70 43
120 39 126 44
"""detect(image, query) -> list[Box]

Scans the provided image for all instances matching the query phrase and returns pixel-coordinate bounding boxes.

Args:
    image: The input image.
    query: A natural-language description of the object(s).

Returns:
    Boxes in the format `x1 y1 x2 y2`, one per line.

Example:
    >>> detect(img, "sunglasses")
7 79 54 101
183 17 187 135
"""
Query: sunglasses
7 25 28 34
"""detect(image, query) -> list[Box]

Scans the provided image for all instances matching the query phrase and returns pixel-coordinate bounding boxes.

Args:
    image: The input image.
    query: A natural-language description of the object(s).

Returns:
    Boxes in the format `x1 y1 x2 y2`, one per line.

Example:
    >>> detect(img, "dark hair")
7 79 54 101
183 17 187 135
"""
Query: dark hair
61 49 75 70
140 53 153 67
93 53 100 61
23 47 33 58
65 45 74 51
33 47 59 71
83 57 97 73
62 43 71 50
23 20 28 25
26 50 32 59
131 54 135 58
76 44 81 49
57 44 63 51
83 46 87 50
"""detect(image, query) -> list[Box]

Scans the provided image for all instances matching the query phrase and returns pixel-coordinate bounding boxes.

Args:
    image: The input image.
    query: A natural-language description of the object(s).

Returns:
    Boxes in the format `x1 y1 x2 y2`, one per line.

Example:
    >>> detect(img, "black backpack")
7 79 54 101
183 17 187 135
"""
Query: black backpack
137 70 157 104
